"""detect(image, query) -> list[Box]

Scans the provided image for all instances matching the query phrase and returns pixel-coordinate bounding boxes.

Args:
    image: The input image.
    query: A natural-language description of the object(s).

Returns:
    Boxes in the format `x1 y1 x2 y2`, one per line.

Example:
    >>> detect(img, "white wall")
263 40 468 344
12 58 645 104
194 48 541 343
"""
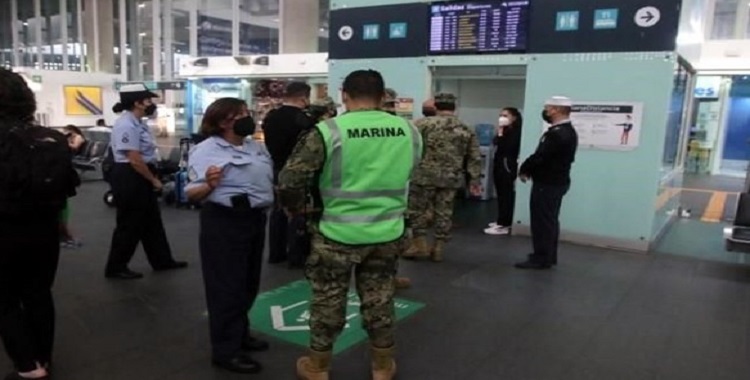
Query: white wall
15 69 123 127
694 40 750 71
436 79 526 127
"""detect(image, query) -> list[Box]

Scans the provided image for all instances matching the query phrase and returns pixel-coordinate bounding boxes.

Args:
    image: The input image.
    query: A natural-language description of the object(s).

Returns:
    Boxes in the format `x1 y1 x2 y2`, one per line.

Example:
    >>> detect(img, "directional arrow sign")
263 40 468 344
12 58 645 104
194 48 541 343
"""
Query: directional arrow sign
634 6 660 28
338 25 353 41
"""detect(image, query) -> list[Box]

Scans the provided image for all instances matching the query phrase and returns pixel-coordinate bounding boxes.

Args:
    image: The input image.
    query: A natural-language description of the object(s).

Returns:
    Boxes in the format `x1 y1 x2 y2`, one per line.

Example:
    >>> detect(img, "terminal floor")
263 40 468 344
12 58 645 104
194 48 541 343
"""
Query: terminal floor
4 182 750 379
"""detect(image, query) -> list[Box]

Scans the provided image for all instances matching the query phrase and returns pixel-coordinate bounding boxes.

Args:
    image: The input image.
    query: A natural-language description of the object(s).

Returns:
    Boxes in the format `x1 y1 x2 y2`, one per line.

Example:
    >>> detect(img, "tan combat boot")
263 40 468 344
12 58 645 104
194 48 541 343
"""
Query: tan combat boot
296 349 331 380
394 277 412 289
403 236 429 259
371 345 397 380
431 240 446 263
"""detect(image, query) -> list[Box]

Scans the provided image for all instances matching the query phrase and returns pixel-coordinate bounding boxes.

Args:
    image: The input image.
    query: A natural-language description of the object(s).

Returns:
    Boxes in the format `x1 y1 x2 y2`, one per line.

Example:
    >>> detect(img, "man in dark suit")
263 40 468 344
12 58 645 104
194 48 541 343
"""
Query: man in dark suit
517 96 578 270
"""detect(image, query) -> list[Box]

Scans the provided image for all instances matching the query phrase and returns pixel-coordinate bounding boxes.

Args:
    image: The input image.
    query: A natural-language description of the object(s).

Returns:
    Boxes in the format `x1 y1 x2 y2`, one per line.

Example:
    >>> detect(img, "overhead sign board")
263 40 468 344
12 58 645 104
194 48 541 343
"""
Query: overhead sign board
328 3 430 59
528 0 681 53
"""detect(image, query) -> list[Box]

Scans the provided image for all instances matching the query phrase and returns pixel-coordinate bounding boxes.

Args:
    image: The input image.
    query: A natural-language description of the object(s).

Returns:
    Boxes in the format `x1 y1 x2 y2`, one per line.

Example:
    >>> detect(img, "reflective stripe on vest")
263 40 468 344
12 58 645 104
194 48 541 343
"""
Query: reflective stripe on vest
316 114 420 245
323 118 421 201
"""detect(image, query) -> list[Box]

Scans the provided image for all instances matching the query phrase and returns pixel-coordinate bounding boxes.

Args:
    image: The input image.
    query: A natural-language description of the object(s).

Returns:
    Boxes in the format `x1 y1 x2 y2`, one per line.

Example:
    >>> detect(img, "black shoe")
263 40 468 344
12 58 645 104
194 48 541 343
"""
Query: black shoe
212 354 262 374
242 336 270 352
4 373 50 380
153 261 188 272
514 261 552 270
105 269 144 280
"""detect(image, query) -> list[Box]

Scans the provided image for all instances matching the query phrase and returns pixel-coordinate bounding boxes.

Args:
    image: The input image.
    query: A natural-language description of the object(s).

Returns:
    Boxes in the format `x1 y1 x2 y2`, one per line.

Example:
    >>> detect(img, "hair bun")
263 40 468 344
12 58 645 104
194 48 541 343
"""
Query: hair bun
112 103 124 113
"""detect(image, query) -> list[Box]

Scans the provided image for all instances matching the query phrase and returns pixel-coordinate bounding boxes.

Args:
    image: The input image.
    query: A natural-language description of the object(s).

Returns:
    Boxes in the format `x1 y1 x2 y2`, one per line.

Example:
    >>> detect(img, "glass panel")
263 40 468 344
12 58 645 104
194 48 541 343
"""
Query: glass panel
171 0 190 74
66 0 83 71
711 0 739 40
40 0 61 70
238 0 279 54
114 0 122 74
318 0 327 52
17 0 38 68
662 63 691 171
197 0 236 56
719 75 750 175
0 0 12 68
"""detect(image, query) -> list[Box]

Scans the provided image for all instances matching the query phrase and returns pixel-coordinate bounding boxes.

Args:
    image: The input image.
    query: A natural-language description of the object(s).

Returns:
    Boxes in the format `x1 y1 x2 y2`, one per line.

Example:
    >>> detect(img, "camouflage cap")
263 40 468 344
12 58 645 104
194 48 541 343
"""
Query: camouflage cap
434 93 457 105
311 96 337 109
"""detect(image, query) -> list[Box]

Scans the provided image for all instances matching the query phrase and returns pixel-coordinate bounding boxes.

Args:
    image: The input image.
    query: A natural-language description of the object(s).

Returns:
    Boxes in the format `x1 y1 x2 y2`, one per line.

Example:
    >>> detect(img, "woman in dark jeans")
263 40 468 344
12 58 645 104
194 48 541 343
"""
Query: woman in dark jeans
485 107 523 235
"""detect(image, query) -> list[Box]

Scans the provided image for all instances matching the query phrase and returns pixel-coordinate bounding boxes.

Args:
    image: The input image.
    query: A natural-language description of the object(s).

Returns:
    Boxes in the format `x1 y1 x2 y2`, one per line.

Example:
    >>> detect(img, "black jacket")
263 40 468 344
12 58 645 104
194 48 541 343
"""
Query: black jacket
263 105 314 172
520 122 578 186
493 124 522 163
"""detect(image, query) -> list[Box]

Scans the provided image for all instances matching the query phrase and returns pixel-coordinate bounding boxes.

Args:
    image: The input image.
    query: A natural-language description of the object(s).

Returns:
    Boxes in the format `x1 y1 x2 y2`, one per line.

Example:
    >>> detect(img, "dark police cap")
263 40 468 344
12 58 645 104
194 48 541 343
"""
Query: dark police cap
434 93 457 105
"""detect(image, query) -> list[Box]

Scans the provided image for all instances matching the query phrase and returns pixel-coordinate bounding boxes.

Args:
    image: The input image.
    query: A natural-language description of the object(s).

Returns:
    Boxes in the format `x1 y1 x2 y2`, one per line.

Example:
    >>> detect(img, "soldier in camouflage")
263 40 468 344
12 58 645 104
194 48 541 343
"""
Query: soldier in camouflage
404 93 482 262
279 70 421 380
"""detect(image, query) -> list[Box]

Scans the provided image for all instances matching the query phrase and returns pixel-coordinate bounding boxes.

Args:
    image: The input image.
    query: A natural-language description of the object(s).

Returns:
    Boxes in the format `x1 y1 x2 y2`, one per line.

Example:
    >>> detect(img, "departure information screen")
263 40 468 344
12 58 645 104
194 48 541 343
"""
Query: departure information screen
429 1 530 54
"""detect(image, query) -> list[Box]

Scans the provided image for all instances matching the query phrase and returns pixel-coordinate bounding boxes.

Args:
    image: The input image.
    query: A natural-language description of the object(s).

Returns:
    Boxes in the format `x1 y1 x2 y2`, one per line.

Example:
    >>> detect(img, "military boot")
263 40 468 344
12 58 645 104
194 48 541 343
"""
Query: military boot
402 236 429 259
431 240 446 263
296 349 331 380
394 277 411 289
371 345 397 380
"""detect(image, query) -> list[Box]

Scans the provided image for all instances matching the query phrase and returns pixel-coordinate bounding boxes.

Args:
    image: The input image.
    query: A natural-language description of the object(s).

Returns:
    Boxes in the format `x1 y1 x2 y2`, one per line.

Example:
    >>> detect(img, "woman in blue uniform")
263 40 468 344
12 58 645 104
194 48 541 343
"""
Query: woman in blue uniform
186 98 274 374
105 84 187 280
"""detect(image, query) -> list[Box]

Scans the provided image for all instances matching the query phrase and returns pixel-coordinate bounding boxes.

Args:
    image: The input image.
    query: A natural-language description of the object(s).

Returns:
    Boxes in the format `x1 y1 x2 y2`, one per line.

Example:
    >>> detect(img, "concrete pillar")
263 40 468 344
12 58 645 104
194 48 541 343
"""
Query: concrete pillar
279 0 319 54
83 0 115 72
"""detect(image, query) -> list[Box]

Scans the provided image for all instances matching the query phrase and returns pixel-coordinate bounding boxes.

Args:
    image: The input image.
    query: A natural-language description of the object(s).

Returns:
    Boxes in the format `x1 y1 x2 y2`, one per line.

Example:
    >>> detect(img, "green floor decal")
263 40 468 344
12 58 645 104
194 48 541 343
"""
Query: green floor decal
250 280 425 354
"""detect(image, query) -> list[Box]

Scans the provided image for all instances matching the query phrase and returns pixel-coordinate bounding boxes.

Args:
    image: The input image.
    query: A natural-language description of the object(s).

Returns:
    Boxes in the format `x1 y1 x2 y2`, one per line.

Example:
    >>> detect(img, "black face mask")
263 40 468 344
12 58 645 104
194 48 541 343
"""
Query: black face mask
233 116 256 137
422 108 437 117
144 104 157 117
541 110 553 124
386 110 397 116
330 110 338 118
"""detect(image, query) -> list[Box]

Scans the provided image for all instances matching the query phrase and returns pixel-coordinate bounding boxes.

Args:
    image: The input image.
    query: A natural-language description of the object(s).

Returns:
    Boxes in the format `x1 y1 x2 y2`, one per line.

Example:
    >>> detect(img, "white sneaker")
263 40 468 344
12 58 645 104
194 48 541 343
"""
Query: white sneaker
488 222 498 228
484 226 510 235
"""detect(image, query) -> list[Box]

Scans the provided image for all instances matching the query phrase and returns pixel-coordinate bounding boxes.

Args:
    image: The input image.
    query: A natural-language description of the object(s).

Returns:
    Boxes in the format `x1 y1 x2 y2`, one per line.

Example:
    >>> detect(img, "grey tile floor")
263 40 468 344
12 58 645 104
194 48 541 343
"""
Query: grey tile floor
2 182 750 379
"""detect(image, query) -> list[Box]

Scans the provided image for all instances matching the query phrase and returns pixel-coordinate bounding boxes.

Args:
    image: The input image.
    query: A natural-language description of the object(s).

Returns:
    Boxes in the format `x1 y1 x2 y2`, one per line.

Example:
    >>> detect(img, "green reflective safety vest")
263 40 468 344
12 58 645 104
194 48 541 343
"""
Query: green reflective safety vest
316 110 422 245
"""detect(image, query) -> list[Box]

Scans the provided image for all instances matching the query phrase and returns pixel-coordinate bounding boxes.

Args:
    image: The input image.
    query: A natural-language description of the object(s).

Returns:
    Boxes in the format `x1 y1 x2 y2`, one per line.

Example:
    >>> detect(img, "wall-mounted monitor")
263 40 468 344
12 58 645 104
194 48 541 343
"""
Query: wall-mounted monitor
429 0 530 55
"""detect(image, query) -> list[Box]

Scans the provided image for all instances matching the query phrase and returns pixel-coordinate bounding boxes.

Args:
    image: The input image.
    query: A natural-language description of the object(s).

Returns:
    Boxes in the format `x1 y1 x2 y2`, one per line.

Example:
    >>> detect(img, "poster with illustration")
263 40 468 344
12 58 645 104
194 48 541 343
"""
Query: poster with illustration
560 102 644 151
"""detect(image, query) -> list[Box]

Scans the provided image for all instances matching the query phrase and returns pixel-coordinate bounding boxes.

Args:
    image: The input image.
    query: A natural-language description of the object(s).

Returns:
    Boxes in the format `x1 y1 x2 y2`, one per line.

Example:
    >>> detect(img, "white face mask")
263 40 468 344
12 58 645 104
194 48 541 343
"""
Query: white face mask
498 116 511 127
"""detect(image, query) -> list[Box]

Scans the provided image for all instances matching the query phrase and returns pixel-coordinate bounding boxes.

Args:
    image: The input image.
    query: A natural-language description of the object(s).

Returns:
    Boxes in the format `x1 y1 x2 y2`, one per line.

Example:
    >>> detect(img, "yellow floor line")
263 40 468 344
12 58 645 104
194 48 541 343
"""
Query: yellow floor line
701 191 728 223
655 188 681 210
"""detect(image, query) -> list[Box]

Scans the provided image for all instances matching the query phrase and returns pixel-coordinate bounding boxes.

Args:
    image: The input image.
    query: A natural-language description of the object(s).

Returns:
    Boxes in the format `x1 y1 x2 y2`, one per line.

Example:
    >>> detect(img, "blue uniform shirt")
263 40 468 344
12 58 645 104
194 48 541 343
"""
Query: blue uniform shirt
111 111 159 163
186 136 274 209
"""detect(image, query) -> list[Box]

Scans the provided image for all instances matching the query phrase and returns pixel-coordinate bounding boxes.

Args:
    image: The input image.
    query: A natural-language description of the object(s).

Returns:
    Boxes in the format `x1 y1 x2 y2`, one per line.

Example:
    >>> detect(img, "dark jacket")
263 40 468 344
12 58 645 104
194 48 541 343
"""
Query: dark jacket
520 122 578 186
263 105 314 172
493 124 522 163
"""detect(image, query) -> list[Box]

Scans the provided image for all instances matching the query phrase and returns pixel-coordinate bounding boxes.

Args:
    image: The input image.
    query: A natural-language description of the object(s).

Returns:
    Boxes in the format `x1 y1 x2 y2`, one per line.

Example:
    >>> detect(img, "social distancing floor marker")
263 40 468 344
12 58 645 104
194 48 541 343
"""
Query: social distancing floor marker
250 280 425 355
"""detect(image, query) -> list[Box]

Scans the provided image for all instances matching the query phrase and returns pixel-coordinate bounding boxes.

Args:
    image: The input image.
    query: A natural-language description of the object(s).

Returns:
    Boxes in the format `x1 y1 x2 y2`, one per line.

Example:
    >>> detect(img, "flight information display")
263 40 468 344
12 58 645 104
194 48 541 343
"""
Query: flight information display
429 1 530 54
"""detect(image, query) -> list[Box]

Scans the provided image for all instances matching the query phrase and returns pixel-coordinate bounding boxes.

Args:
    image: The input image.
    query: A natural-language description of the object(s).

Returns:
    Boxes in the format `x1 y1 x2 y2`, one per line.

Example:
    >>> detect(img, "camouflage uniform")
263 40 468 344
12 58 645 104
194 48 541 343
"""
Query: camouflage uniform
278 129 404 352
408 93 482 252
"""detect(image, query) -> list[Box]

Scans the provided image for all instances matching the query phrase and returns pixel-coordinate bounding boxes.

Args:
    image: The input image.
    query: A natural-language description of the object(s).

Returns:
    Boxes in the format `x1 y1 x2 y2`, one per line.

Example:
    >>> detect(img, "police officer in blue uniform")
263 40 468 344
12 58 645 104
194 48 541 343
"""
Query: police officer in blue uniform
105 84 187 280
186 98 274 374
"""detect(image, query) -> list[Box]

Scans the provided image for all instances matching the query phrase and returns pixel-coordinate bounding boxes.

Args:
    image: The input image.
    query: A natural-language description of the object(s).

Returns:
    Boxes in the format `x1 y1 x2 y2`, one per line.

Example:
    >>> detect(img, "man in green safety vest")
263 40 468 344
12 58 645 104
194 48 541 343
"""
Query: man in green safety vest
278 70 423 380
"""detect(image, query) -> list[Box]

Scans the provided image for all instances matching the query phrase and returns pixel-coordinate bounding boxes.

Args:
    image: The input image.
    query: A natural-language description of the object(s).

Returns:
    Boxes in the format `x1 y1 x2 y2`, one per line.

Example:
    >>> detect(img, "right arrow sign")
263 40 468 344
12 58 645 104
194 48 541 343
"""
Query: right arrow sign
634 6 661 28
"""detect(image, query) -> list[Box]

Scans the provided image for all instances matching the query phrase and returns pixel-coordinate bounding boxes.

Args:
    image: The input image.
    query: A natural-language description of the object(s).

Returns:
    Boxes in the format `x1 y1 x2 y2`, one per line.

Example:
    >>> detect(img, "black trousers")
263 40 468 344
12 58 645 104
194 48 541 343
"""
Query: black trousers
493 157 518 227
199 203 266 361
106 163 175 274
0 211 60 372
530 183 570 265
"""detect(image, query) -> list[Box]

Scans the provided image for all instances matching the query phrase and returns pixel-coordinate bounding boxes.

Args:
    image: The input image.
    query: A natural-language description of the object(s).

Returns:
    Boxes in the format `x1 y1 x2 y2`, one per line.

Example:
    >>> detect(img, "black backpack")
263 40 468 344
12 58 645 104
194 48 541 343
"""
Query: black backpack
0 123 81 214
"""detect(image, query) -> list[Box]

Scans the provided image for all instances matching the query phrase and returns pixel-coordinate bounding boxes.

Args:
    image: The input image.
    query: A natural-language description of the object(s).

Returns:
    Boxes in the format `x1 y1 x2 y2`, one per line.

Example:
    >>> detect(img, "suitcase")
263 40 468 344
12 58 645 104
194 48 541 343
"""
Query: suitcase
172 138 195 208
